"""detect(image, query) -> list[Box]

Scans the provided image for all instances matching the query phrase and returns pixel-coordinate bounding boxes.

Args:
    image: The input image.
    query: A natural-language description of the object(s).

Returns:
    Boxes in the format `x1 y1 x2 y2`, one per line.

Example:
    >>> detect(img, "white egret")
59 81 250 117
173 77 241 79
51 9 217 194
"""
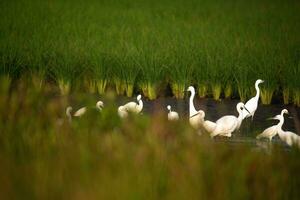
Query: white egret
66 106 87 122
269 110 300 147
197 110 216 133
167 105 179 121
123 94 143 114
96 100 104 111
210 102 246 138
66 100 104 122
242 79 264 120
187 86 204 129
118 105 128 118
256 109 288 141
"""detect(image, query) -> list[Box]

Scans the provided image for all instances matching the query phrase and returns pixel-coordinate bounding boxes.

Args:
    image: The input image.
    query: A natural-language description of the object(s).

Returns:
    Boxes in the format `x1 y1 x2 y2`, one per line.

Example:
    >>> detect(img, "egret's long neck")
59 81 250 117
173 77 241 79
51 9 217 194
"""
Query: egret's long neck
277 115 285 132
189 90 197 117
237 107 244 122
255 82 261 99
137 99 143 112
66 110 72 122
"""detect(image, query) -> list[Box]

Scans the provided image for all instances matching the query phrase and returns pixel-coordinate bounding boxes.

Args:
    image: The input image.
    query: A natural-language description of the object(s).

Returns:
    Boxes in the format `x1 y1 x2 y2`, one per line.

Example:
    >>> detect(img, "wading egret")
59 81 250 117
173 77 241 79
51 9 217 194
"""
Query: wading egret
187 86 204 129
242 79 264 120
123 94 143 114
210 102 246 138
269 110 300 147
167 105 179 121
256 109 288 141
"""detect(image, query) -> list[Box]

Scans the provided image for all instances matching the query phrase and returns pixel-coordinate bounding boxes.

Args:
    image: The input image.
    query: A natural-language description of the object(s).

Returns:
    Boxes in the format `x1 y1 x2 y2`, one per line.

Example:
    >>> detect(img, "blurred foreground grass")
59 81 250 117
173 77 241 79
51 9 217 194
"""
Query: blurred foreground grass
0 80 300 199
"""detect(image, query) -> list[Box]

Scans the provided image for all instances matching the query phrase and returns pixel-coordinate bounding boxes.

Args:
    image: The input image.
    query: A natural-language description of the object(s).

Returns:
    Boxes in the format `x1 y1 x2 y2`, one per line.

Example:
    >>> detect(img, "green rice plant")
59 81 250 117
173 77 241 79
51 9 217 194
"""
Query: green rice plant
85 53 111 94
48 50 83 95
224 84 233 99
198 84 208 98
253 43 279 105
293 90 300 107
193 47 210 98
137 47 166 100
283 88 290 105
168 54 194 99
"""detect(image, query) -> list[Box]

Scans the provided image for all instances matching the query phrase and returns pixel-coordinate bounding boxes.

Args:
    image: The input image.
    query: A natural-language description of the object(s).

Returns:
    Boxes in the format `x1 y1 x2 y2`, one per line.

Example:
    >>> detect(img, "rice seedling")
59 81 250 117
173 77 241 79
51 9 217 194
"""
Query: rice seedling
137 49 166 100
0 0 299 104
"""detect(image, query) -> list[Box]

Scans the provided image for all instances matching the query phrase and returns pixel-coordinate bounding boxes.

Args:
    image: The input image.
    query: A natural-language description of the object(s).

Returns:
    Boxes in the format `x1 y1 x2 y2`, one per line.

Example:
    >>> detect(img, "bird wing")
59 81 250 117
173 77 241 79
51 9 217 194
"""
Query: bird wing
243 97 257 118
211 116 237 137
74 107 87 117
256 125 277 139
123 102 138 112
203 120 216 133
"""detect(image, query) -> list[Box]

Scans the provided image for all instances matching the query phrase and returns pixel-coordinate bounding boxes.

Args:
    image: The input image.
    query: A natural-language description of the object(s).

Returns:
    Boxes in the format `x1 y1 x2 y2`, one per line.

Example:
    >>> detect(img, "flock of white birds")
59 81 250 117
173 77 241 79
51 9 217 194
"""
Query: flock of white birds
66 79 300 148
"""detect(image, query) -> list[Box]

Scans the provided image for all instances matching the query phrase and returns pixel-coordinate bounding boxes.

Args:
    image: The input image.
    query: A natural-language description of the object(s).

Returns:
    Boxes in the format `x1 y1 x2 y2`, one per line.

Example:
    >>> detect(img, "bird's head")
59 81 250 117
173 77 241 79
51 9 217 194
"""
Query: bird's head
282 109 289 115
137 94 142 101
167 105 171 111
187 86 195 93
96 101 104 110
268 114 281 121
256 79 264 85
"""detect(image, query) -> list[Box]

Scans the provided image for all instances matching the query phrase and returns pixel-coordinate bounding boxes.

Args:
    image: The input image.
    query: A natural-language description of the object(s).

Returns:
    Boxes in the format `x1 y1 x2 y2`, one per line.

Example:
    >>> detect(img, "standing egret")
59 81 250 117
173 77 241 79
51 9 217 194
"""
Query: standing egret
187 86 204 129
123 94 143 114
242 79 264 120
270 110 300 147
256 109 288 141
167 105 179 121
210 102 246 138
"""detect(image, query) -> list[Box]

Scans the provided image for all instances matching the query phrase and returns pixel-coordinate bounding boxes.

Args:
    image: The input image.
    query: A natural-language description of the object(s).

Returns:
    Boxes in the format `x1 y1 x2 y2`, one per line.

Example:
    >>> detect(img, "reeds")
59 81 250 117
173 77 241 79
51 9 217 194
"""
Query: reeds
1 81 300 199
0 0 299 105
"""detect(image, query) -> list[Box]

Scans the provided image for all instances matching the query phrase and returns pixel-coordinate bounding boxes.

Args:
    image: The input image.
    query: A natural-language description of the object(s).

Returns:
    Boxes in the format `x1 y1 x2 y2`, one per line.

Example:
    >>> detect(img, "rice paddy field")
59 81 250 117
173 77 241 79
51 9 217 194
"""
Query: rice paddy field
1 0 300 199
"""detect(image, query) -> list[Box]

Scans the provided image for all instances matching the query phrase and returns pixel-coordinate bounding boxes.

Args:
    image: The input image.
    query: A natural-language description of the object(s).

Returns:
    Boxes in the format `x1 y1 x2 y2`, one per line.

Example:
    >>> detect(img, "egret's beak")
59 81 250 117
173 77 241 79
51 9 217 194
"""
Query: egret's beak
243 106 251 114
267 116 279 120
262 80 265 83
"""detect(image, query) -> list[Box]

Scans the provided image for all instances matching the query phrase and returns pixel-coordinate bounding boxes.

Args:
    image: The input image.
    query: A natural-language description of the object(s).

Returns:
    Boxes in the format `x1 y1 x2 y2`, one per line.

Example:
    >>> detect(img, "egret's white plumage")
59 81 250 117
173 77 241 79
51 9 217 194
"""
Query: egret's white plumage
66 100 104 122
256 109 288 141
167 105 179 121
73 107 87 117
242 79 264 120
118 94 143 118
118 105 128 118
202 119 217 133
123 94 143 114
187 86 204 129
210 102 245 138
96 100 104 111
269 109 300 147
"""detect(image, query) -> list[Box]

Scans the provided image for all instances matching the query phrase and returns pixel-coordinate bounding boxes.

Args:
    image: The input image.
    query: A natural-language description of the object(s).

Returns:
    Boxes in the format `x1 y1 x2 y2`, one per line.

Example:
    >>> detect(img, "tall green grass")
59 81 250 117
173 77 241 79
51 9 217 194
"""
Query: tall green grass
1 78 300 199
0 0 299 105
